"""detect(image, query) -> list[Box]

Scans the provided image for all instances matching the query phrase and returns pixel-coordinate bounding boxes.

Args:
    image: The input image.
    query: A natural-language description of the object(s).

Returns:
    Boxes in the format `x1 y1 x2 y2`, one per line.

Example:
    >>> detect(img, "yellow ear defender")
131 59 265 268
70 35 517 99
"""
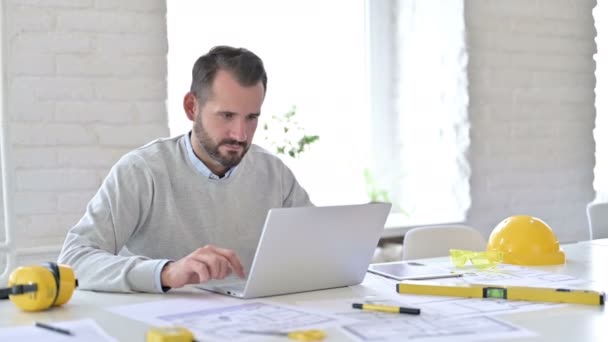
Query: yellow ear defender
0 262 78 312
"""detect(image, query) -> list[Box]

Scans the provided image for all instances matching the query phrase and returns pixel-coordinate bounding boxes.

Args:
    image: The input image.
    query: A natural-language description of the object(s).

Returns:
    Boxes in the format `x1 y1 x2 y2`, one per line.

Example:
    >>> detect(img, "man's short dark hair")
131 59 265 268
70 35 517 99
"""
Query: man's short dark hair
190 46 267 105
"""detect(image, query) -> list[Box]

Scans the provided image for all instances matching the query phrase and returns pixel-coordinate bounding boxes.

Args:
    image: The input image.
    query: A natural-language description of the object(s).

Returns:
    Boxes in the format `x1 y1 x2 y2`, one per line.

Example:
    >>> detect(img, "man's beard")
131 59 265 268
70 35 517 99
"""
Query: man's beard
193 115 249 169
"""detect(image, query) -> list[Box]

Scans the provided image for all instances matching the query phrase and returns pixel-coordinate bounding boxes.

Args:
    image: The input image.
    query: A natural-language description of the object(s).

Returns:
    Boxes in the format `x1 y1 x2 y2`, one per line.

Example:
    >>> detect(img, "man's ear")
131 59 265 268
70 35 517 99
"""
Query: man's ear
183 92 198 122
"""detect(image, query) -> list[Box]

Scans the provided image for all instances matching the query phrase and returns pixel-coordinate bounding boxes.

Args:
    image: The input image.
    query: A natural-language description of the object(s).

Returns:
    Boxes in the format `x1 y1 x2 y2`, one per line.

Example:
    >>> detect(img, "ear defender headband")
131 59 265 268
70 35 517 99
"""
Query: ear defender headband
0 262 78 311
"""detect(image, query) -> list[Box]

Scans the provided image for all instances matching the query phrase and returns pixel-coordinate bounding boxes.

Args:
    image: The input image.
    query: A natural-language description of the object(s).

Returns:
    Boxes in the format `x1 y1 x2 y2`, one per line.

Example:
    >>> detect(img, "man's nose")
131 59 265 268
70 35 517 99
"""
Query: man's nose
228 119 247 142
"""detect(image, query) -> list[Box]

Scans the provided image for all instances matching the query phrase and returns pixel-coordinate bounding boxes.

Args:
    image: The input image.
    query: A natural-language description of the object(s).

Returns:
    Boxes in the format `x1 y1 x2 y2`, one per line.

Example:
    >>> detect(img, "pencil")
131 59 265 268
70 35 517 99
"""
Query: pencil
352 303 421 315
35 322 73 336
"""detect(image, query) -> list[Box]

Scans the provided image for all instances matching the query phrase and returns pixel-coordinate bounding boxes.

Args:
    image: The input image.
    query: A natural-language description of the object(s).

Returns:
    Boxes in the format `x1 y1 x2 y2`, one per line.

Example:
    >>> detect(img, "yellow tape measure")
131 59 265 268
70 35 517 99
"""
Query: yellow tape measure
146 327 196 342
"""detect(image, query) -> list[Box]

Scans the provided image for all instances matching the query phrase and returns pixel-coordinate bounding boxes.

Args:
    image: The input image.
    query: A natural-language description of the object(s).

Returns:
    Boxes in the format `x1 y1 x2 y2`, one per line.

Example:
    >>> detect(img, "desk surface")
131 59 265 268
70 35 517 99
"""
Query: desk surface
1 241 606 341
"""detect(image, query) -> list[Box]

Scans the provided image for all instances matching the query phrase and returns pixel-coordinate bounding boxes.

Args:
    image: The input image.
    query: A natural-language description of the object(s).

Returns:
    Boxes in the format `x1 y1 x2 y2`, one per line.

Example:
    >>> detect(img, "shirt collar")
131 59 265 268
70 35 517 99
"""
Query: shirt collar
184 131 237 180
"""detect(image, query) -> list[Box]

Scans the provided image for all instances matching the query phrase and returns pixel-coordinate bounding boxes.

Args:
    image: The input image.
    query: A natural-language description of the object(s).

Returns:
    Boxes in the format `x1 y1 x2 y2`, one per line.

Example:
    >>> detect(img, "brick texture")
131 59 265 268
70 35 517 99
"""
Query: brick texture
466 0 597 242
4 0 169 250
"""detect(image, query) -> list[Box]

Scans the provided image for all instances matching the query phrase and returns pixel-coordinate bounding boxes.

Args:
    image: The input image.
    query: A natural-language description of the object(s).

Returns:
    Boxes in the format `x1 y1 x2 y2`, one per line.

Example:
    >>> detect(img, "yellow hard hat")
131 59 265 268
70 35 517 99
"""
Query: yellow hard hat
487 215 565 266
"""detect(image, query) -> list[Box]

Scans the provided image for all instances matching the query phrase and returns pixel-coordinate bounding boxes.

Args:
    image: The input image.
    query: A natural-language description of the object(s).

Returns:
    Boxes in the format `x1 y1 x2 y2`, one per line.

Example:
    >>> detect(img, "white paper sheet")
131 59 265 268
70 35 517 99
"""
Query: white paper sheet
300 292 559 322
109 298 350 341
0 319 117 341
453 264 584 287
298 296 535 342
107 296 242 320
341 314 533 342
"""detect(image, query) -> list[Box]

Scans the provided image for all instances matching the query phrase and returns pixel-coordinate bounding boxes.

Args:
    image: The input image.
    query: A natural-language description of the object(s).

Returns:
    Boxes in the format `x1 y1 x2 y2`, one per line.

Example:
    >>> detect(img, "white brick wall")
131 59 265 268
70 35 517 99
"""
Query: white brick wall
593 2 608 201
466 0 597 242
5 0 169 252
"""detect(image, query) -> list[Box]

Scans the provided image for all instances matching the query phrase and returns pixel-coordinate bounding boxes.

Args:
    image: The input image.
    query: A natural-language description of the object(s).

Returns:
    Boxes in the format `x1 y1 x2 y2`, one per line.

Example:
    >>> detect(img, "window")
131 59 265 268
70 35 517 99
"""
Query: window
392 0 470 225
168 0 372 206
167 0 469 227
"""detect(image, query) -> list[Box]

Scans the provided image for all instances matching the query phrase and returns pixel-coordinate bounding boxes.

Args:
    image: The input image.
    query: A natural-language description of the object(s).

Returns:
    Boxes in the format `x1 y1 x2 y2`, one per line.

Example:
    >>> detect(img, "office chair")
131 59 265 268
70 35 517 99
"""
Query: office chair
586 202 608 239
402 224 486 260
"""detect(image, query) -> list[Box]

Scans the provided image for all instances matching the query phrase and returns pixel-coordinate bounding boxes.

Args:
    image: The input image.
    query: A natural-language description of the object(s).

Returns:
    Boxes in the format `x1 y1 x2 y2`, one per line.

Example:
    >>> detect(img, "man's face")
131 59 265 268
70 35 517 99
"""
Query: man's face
191 70 265 173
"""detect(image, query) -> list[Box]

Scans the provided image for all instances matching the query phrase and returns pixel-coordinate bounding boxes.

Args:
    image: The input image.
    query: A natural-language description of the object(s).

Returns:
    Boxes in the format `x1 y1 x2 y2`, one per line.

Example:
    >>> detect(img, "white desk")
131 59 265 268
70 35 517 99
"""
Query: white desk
1 241 606 341
589 238 608 246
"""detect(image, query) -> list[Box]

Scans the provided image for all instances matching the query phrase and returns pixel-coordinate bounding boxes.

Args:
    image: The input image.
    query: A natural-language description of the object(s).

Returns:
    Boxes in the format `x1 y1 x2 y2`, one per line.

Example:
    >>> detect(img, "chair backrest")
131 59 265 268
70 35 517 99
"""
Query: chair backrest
586 202 608 239
402 224 486 260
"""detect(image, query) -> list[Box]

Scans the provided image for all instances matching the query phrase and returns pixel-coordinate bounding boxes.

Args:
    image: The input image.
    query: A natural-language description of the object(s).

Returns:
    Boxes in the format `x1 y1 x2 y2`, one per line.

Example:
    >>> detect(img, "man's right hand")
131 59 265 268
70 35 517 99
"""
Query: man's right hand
161 245 246 289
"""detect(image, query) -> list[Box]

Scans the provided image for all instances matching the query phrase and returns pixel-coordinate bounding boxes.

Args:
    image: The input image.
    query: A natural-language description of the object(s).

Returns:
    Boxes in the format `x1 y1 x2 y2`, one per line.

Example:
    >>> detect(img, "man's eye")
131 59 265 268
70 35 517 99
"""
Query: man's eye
221 113 234 119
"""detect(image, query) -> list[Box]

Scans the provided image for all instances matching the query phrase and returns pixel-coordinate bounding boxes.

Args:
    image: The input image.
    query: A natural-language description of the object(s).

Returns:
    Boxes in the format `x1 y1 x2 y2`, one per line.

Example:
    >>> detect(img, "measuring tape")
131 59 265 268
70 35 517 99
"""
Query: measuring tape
146 327 196 342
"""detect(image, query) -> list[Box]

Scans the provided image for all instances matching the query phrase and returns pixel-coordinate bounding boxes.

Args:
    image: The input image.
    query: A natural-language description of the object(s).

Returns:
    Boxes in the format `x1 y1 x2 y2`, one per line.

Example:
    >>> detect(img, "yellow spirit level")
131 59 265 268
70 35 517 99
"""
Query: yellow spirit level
396 282 605 306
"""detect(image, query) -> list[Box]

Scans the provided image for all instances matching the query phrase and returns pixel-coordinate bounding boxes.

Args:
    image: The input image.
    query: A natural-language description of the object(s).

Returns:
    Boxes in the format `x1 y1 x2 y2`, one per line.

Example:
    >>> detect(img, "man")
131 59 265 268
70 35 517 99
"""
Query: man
58 46 312 293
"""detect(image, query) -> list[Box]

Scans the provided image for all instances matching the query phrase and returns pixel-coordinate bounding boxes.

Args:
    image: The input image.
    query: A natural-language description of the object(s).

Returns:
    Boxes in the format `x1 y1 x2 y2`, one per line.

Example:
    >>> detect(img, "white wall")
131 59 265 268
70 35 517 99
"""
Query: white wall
4 0 169 264
465 0 597 242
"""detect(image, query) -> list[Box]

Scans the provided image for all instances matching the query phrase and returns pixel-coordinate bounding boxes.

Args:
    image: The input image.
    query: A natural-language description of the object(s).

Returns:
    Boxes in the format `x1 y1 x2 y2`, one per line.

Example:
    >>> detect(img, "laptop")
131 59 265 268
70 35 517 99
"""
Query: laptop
197 202 391 298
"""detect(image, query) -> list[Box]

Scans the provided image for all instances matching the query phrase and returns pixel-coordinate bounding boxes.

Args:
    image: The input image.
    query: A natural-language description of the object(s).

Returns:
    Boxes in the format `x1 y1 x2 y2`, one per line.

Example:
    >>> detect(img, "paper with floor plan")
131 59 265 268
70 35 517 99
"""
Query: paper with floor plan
298 296 535 342
453 264 585 287
0 319 117 342
109 298 350 341
299 293 560 322
341 314 532 342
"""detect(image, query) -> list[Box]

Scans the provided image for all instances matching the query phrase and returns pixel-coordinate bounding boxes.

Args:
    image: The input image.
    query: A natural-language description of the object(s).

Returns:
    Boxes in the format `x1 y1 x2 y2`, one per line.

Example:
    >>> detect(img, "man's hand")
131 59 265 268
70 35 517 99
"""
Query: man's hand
161 245 246 289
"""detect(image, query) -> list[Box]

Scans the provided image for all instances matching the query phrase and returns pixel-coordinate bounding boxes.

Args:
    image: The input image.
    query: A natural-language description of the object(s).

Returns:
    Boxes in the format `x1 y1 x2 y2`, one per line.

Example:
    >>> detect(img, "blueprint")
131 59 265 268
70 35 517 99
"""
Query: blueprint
296 264 587 341
299 296 535 342
110 299 347 341
342 315 531 342
454 264 584 287
158 302 338 340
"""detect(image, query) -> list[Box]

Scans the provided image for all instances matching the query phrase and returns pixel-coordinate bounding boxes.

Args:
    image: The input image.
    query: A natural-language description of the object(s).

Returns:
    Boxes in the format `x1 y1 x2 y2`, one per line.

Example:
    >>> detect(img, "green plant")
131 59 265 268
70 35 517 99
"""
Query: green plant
363 168 408 216
262 106 319 158
364 168 391 202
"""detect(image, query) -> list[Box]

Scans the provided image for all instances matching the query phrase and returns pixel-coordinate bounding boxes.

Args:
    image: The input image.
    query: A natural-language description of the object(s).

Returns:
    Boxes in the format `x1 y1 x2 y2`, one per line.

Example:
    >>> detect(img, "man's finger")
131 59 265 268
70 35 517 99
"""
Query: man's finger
199 254 222 279
220 262 232 279
219 259 231 279
191 252 227 279
206 246 246 278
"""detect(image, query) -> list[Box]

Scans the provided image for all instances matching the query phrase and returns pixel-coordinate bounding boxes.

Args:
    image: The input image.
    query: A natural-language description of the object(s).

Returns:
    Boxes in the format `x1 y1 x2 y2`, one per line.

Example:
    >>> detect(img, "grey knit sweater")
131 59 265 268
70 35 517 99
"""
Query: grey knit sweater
58 134 311 293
